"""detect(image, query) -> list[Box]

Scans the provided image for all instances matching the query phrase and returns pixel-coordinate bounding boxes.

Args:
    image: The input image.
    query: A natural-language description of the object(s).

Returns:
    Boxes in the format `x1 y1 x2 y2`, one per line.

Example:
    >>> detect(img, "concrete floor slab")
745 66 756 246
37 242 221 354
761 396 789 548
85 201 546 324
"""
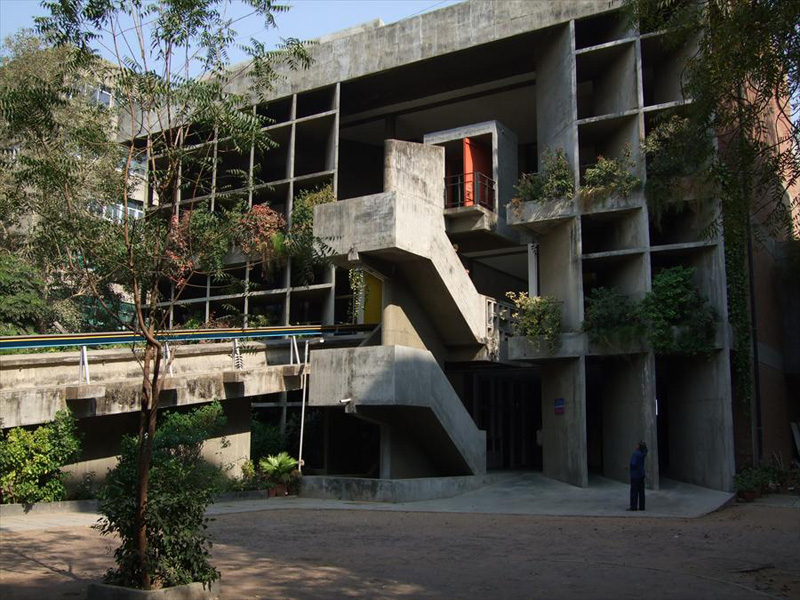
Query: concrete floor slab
0 472 742 534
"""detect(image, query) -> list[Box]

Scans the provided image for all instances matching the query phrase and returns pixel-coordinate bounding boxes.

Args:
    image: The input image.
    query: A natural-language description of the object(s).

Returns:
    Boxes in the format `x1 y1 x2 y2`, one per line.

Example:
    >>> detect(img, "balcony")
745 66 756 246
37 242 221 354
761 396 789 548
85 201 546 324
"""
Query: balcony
444 171 496 211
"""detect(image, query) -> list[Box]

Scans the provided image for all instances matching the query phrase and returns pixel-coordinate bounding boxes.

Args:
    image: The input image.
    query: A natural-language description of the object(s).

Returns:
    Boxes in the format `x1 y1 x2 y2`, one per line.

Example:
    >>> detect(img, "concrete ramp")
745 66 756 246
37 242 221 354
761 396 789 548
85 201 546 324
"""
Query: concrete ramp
309 345 486 477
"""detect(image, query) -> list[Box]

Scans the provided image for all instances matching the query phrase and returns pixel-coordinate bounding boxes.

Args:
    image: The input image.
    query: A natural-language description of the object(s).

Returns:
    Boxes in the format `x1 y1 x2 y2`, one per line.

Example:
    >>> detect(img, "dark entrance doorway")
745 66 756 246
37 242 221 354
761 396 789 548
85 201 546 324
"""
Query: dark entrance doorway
446 366 542 470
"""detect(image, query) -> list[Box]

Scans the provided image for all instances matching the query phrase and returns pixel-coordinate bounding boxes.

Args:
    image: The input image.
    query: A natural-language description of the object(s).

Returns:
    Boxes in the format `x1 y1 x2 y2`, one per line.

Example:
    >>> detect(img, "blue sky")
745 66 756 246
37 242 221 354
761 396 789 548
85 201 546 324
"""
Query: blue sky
1 0 464 61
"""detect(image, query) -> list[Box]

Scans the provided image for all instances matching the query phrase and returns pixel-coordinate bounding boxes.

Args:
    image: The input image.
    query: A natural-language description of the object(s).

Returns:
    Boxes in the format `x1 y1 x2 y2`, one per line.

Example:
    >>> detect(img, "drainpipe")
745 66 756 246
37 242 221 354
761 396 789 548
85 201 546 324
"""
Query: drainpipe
528 243 539 297
746 217 763 466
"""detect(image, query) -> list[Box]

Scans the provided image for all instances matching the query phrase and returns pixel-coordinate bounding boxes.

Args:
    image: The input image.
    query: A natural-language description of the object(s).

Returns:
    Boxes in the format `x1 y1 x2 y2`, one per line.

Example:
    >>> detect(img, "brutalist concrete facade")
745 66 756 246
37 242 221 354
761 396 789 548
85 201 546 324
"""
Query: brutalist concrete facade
145 0 797 492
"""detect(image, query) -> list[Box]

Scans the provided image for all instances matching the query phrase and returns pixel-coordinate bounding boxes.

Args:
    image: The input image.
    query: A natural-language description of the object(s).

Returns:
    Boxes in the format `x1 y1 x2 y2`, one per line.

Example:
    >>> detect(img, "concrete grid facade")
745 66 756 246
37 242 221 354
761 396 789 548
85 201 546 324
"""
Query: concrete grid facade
8 0 794 494
157 0 797 493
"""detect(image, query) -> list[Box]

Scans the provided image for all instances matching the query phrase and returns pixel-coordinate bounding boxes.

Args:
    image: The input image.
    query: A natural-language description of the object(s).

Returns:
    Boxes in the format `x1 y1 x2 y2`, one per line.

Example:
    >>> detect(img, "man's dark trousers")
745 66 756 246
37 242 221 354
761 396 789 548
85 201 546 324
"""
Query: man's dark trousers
630 477 645 510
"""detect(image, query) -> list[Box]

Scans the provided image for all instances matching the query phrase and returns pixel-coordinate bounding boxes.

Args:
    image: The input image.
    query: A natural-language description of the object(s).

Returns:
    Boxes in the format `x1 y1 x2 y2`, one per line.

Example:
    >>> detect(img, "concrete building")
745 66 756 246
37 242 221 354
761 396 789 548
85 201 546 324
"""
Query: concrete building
151 0 797 492
5 0 795 495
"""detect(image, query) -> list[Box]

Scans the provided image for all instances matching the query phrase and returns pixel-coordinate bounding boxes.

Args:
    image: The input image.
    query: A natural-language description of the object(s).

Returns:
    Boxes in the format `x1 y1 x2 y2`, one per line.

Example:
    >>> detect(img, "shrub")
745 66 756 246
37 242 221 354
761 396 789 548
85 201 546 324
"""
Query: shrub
230 459 272 492
505 291 563 353
0 409 81 504
238 203 287 277
640 266 716 355
95 402 227 589
582 287 644 346
582 144 641 205
514 148 575 206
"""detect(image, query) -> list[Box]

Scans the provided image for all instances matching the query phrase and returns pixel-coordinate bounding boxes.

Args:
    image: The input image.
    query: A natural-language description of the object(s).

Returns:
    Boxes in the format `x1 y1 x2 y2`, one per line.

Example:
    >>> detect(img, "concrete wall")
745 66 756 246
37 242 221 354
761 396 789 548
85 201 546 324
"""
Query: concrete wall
382 275 447 364
599 354 658 488
539 219 583 330
663 352 735 491
62 396 252 486
541 358 587 487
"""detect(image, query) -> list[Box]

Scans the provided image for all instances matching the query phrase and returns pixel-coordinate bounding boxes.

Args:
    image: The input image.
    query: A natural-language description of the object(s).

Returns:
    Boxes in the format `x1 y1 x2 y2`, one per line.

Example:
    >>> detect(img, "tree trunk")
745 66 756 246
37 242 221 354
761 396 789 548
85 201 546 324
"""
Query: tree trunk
134 341 163 590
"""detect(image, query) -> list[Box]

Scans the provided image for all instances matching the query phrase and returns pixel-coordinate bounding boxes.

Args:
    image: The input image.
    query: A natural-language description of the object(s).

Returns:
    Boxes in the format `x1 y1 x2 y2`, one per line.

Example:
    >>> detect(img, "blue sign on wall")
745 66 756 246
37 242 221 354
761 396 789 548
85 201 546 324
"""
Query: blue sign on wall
554 397 565 415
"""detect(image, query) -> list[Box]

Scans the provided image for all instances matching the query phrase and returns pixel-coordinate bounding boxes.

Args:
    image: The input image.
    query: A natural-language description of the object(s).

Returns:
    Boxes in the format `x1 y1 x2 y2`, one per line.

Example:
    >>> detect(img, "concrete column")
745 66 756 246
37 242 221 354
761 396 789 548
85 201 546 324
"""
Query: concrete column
541 357 588 487
535 22 579 181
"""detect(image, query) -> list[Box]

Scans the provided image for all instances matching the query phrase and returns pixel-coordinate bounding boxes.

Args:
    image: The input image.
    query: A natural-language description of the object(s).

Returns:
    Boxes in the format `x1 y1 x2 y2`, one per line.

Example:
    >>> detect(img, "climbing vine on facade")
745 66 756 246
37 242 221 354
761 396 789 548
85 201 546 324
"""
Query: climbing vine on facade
348 268 368 323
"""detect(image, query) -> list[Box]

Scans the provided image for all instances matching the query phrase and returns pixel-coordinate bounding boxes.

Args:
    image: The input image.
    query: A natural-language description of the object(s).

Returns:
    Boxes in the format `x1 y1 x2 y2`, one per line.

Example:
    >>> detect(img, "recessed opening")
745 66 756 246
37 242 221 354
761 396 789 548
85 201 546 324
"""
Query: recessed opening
256 125 291 183
296 86 335 118
576 42 637 119
575 10 631 50
581 209 643 254
289 288 326 324
215 139 251 194
257 96 293 125
294 115 336 176
641 35 692 107
582 252 647 298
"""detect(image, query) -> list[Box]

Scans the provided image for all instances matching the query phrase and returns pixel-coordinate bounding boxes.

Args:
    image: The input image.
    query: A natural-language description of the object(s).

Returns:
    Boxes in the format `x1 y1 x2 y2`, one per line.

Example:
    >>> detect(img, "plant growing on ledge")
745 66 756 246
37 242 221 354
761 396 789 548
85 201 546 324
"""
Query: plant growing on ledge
505 291 563 353
512 148 575 212
581 144 641 206
640 266 716 356
582 287 644 347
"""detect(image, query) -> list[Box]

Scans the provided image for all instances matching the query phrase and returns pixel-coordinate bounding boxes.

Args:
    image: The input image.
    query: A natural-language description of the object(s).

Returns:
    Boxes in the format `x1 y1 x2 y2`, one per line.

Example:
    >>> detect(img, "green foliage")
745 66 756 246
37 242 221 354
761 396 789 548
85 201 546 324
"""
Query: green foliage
259 452 299 485
505 291 563 353
0 251 49 335
582 287 644 346
0 409 81 504
733 468 759 494
639 266 716 356
95 402 227 589
229 459 272 492
287 185 335 285
3 4 314 590
250 420 286 463
514 148 575 205
642 114 716 228
581 145 641 205
625 0 800 407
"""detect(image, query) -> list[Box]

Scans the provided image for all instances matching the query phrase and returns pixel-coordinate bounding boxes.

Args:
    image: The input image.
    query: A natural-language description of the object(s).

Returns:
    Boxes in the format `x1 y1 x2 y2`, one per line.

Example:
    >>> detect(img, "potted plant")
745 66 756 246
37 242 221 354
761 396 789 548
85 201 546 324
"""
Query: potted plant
734 469 758 502
259 452 300 497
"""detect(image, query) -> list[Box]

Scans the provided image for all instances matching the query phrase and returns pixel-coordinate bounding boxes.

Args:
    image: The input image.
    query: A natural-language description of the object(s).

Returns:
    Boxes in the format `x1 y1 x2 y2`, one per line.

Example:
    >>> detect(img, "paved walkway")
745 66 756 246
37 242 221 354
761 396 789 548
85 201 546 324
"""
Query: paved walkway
0 472 765 533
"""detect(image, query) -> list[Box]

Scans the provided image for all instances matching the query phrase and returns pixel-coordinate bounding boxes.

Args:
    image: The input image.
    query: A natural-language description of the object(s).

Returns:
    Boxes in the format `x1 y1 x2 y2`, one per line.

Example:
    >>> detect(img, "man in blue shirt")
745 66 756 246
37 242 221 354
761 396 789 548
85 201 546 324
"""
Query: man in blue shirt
627 441 648 511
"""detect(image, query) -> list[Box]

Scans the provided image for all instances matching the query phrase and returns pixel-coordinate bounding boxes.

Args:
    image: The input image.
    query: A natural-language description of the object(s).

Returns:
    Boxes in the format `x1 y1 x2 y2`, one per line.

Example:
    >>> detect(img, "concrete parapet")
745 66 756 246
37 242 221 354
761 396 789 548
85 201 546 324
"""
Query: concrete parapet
1 364 303 429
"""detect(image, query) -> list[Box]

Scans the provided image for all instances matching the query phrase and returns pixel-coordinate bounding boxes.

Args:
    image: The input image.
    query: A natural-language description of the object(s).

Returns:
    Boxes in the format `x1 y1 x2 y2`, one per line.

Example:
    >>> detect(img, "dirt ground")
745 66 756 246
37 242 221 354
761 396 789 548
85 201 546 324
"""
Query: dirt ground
1 503 798 599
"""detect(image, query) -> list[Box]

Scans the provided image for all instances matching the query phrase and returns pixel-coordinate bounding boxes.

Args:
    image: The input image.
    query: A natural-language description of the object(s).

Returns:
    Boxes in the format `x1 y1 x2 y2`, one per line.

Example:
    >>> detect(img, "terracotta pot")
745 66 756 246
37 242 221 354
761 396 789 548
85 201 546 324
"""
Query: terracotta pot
741 490 757 502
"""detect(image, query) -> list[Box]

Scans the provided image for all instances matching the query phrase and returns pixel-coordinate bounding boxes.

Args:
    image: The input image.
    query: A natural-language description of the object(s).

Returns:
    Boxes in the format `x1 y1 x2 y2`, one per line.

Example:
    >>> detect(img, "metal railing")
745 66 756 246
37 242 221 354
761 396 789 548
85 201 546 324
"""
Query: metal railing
444 171 496 211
